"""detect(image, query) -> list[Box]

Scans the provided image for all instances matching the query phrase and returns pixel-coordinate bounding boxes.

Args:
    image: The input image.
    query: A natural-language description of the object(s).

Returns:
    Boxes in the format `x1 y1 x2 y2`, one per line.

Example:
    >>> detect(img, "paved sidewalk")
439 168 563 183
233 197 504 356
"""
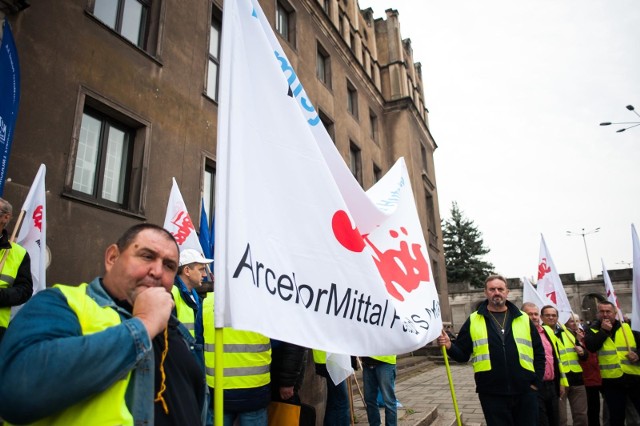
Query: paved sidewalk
351 361 485 425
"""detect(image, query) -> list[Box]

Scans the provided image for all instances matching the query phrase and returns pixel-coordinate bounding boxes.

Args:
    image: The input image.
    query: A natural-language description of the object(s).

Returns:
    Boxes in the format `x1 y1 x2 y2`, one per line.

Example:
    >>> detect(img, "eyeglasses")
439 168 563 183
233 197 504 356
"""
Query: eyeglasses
542 313 558 318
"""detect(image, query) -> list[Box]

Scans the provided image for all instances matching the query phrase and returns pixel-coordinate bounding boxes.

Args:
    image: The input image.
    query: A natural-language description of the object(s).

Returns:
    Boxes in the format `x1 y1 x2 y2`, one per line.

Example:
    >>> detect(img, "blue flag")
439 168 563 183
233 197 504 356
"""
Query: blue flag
0 18 20 196
199 199 213 259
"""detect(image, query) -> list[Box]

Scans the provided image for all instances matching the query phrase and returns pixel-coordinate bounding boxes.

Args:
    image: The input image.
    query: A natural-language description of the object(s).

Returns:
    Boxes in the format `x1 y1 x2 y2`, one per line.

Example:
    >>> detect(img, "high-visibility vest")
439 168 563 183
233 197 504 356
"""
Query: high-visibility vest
542 325 569 387
202 296 271 389
8 284 133 426
468 311 535 373
371 355 396 365
171 285 195 337
0 243 27 328
592 323 640 379
312 349 326 365
559 329 583 374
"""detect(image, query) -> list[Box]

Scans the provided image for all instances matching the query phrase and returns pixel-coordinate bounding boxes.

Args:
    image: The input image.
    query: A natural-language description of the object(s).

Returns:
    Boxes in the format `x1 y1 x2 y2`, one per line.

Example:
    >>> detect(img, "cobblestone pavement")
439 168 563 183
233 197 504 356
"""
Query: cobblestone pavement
351 361 485 426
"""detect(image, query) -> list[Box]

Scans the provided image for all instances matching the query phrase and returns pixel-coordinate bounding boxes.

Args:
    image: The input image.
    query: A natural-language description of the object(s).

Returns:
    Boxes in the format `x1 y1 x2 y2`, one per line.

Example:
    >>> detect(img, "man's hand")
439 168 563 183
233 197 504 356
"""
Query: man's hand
279 386 294 401
627 351 640 364
437 330 451 349
575 345 585 357
601 319 613 332
133 287 174 339
559 385 566 399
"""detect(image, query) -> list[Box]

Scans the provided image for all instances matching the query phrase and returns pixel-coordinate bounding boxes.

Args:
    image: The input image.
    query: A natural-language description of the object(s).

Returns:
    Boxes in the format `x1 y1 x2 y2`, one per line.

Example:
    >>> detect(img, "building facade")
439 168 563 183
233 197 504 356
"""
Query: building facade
1 0 450 317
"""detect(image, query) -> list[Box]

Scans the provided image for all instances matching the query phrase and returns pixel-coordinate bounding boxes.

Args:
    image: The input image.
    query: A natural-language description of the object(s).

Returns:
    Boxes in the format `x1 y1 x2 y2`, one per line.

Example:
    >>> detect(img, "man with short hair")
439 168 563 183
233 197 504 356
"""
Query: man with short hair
0 197 33 343
540 305 587 426
584 301 640 426
0 223 207 425
438 275 545 426
173 248 212 361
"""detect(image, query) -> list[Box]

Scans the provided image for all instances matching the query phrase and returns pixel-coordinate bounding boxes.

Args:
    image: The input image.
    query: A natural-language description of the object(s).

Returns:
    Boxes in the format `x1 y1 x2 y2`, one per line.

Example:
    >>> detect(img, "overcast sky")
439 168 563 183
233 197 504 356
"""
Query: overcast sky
358 0 640 281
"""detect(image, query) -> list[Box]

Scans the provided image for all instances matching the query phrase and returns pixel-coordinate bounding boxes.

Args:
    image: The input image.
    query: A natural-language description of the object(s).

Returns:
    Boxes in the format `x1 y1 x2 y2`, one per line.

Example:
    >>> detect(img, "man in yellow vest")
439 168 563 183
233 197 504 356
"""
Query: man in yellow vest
540 305 586 426
0 223 207 425
524 303 568 426
361 354 397 426
584 301 640 426
0 197 33 343
173 248 213 362
438 275 545 426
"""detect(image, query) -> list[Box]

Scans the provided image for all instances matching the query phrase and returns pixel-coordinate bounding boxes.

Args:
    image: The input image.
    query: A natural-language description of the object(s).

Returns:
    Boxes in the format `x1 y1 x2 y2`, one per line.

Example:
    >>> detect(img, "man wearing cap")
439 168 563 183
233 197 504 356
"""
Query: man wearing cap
173 248 213 362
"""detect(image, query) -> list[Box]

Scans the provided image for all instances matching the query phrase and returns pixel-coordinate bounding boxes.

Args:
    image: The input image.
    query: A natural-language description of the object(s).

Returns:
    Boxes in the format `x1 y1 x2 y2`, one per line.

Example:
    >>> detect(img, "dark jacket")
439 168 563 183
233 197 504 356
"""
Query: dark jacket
447 300 545 395
270 340 307 402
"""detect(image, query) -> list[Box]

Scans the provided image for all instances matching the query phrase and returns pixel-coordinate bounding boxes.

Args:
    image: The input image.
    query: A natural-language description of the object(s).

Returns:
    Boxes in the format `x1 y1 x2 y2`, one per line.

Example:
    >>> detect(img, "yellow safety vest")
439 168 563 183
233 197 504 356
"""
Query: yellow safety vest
469 311 535 373
592 323 640 379
312 349 327 365
0 243 27 328
202 296 271 389
371 355 397 365
171 285 195 337
542 325 569 387
8 284 133 426
559 329 583 374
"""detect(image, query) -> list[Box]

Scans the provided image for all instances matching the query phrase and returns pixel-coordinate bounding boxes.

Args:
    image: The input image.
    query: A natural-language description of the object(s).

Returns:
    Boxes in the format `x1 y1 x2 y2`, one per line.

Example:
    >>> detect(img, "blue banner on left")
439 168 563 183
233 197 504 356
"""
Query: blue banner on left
0 18 21 196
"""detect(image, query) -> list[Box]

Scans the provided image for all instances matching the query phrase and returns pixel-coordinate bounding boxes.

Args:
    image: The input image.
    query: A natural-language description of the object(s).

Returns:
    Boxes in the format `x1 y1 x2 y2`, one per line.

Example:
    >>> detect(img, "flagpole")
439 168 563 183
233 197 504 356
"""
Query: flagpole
615 310 632 352
214 328 224 426
441 345 462 426
0 209 25 274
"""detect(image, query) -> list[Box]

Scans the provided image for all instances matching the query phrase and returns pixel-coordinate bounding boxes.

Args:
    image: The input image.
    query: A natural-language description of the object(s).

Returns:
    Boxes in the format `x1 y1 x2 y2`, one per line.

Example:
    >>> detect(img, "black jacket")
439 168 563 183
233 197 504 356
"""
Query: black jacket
447 300 545 395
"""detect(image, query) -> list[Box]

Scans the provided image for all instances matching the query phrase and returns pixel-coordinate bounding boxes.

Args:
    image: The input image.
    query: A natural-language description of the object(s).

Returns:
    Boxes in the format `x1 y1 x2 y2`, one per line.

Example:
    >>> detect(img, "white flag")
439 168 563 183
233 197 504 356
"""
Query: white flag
214 0 442 356
163 178 205 254
601 258 623 320
631 224 640 332
521 276 553 309
12 164 47 317
537 235 572 324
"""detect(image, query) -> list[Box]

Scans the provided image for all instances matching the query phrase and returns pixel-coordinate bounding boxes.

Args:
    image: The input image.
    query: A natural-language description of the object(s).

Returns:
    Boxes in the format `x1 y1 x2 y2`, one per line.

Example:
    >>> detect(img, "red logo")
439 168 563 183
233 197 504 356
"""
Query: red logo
32 205 43 232
546 291 557 304
538 258 551 280
170 210 194 245
332 210 430 301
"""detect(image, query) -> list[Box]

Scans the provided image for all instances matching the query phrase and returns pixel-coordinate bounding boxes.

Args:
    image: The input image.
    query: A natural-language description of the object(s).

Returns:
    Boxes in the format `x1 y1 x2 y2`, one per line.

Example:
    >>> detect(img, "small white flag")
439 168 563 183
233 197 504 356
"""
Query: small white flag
521 276 553 309
537 234 572 324
163 178 205 254
601 258 623 320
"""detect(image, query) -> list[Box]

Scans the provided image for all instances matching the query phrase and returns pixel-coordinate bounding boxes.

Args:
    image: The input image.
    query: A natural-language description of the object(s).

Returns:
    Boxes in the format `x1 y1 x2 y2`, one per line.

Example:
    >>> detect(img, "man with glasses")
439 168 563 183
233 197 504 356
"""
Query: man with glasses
0 197 33 343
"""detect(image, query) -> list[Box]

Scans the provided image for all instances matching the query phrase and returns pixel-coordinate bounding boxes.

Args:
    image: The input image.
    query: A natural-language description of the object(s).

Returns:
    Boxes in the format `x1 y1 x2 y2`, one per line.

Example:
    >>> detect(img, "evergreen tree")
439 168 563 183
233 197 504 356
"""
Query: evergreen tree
442 202 494 288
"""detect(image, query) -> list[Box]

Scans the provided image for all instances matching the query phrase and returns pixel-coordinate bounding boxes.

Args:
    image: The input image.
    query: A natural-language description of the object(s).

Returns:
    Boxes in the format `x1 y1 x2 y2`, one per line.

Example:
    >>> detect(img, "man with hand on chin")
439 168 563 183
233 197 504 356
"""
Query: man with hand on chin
438 275 544 426
0 223 207 425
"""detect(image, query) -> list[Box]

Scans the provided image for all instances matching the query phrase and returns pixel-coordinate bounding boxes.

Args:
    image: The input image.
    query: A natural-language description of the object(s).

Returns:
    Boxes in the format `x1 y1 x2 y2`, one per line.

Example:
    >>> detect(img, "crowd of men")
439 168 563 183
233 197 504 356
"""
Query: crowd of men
438 275 640 426
0 199 638 425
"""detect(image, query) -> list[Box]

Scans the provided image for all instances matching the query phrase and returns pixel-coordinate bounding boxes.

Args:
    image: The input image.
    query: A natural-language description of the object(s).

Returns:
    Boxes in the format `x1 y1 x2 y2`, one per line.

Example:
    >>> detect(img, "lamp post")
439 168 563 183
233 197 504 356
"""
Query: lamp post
600 105 640 133
566 227 600 279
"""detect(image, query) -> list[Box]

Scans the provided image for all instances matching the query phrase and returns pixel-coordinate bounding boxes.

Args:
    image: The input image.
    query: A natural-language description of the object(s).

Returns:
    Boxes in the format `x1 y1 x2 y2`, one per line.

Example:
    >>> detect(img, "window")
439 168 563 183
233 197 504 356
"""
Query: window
321 0 330 15
349 141 362 185
373 163 382 183
203 163 216 227
72 108 134 206
319 110 335 142
316 43 331 87
66 90 150 214
206 14 222 101
93 0 149 48
369 109 378 141
425 193 437 234
420 143 428 172
276 1 295 45
346 80 358 118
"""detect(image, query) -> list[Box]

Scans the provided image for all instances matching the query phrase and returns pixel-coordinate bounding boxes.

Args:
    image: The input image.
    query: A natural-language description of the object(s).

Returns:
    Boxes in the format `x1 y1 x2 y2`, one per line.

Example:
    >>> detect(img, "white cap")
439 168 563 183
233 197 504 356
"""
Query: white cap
179 249 214 266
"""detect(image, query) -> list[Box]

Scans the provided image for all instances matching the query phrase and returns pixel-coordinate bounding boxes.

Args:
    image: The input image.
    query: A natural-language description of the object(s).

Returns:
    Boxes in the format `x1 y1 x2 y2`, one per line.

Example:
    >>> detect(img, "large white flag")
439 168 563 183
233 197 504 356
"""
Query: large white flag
631 224 640 332
537 235 572 324
163 178 205 254
521 276 553 309
12 164 47 317
214 0 442 356
601 258 623 320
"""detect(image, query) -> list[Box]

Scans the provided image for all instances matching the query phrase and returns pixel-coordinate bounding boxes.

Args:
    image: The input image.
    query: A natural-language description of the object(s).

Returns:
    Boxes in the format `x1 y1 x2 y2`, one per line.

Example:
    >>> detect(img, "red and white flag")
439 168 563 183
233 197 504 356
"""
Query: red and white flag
12 164 46 317
601 258 623 320
537 234 572 324
214 0 442 356
522 276 553 309
163 178 204 254
631 224 640 332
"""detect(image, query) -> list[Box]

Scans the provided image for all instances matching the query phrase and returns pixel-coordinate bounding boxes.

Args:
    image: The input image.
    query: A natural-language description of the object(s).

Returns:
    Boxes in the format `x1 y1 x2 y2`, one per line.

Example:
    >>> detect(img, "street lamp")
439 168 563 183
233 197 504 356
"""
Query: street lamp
566 227 600 279
600 105 640 133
